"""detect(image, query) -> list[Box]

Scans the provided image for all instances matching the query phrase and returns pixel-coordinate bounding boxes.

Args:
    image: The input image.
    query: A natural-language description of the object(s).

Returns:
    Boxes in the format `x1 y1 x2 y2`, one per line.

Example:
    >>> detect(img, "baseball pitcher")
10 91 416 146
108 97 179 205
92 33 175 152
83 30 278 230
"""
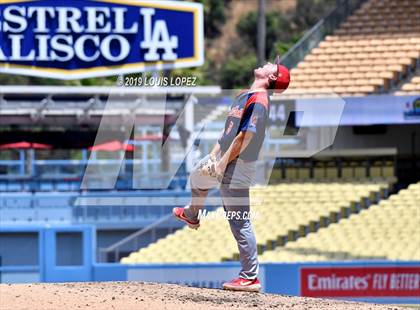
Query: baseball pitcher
173 56 290 292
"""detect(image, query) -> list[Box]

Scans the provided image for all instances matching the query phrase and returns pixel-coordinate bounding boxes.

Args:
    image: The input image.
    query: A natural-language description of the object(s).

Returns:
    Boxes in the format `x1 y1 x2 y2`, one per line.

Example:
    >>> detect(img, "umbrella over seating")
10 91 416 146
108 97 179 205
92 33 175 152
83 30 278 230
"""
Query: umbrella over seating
88 140 134 152
134 134 167 141
0 141 52 150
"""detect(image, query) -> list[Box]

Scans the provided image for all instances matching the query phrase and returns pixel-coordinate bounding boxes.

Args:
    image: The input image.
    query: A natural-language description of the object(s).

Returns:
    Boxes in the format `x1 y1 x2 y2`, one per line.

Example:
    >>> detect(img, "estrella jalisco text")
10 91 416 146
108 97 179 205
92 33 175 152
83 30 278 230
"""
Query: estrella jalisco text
0 0 204 79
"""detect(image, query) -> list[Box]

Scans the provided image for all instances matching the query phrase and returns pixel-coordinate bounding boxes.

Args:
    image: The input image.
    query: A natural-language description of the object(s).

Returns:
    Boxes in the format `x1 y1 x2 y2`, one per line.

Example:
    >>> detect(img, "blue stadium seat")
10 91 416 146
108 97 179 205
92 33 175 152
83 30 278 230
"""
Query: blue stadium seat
39 182 54 191
56 182 71 191
7 182 22 191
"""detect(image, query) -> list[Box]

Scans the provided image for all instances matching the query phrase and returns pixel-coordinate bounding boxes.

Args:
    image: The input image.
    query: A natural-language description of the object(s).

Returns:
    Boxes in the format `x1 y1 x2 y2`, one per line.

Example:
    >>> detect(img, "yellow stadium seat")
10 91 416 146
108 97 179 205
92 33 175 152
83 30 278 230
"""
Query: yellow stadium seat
260 181 420 263
120 179 393 264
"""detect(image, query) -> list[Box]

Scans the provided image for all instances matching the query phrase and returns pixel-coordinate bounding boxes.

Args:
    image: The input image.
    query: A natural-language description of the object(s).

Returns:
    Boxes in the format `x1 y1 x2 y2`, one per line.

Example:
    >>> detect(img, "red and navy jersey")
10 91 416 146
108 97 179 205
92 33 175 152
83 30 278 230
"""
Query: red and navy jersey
218 90 269 162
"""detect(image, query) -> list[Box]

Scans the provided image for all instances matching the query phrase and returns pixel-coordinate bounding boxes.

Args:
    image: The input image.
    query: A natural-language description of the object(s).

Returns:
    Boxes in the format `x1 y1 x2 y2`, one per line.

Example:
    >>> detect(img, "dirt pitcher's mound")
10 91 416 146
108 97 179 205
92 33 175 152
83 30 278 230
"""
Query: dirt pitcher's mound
0 281 404 310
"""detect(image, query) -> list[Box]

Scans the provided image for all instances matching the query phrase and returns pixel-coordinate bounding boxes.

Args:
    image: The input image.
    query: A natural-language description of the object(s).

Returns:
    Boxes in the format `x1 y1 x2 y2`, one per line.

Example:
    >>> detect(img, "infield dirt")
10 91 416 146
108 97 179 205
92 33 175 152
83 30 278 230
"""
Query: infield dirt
0 281 407 310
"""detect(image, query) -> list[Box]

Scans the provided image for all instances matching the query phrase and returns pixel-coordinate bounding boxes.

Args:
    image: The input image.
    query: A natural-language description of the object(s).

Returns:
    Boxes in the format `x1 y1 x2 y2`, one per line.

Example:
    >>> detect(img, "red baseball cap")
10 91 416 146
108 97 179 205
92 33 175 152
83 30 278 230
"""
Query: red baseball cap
271 55 290 93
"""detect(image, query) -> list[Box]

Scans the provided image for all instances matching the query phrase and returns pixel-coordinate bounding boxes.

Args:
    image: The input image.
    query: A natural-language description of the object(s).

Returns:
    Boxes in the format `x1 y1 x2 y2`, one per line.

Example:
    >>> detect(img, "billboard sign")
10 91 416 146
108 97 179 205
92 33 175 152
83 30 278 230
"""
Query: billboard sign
294 95 420 126
0 0 204 79
301 266 420 297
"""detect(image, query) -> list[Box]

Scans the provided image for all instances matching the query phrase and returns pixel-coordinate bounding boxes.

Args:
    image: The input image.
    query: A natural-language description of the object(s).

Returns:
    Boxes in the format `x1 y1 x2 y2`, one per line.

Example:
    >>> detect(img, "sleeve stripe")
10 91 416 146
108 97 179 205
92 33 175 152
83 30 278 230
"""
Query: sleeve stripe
245 92 269 111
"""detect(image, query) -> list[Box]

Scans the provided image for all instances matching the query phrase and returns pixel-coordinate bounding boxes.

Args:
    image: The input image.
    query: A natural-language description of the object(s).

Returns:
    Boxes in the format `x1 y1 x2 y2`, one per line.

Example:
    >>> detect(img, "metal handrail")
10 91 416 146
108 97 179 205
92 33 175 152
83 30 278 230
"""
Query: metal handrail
99 213 174 262
280 0 367 69
280 18 323 67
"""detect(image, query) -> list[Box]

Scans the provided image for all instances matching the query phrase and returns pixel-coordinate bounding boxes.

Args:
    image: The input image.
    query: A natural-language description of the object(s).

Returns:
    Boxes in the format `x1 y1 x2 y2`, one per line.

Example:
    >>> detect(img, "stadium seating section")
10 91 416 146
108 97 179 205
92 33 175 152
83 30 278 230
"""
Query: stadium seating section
121 180 390 264
283 0 420 97
260 182 420 262
0 190 190 224
270 160 395 181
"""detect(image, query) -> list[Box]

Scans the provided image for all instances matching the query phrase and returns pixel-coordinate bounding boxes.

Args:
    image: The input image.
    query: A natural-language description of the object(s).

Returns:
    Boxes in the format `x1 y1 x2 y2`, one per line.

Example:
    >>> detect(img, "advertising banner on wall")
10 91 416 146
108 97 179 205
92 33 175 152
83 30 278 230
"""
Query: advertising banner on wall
295 95 420 126
0 0 204 79
300 266 420 298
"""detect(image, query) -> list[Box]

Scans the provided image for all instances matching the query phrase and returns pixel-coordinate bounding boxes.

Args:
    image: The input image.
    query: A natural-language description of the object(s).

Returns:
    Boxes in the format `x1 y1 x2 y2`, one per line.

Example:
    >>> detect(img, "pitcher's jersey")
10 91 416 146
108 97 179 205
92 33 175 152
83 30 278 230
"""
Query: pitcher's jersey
218 90 269 162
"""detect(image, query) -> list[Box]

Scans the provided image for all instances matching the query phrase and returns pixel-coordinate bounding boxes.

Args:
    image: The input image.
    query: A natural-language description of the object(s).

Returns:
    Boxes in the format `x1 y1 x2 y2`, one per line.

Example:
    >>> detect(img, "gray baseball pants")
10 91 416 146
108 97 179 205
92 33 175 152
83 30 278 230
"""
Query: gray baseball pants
184 155 259 280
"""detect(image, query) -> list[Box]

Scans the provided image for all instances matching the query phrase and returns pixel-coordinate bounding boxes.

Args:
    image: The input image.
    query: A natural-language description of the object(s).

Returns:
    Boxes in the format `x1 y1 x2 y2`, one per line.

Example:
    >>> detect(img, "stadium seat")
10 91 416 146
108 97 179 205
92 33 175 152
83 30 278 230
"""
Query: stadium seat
260 181 420 262
121 180 390 264
395 71 420 95
280 0 420 98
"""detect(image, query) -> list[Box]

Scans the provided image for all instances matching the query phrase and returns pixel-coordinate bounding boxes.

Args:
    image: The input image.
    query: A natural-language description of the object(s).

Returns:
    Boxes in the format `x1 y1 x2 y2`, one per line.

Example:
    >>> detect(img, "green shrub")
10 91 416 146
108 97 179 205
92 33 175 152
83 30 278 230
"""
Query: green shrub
236 11 292 58
220 54 257 89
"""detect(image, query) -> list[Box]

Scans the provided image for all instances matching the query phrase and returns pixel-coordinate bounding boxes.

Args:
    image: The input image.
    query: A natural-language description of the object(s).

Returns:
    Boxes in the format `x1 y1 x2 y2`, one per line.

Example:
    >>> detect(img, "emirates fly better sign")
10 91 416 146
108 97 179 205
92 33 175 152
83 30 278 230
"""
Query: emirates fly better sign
0 0 204 79
301 266 420 298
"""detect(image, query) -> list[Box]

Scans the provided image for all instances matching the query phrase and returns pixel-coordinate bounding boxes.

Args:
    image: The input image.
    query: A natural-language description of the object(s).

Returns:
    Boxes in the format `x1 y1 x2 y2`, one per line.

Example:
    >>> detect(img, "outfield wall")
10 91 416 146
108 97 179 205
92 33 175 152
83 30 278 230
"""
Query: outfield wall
93 261 420 304
1 225 419 304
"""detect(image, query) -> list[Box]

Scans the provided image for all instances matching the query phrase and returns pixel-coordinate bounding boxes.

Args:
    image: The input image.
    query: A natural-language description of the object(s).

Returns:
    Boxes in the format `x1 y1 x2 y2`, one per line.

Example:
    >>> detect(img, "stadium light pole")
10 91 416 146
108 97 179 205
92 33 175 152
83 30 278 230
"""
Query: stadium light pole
257 0 266 67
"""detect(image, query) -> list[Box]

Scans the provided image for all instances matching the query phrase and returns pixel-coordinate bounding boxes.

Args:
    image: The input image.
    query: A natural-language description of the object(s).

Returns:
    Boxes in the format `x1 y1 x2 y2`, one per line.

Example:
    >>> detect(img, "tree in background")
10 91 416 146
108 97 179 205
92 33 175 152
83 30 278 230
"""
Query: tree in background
0 72 116 86
195 0 227 39
236 11 293 59
220 54 257 89
170 59 215 86
169 0 226 84
220 0 338 89
0 0 337 88
271 34 301 60
0 74 31 85
219 10 293 89
293 0 337 31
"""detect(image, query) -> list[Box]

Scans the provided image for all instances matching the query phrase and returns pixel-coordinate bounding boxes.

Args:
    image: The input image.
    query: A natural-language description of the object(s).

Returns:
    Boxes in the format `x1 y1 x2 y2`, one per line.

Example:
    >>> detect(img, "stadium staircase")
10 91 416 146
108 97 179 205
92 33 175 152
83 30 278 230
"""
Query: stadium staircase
279 0 420 98
196 105 229 130
260 181 420 262
120 178 392 264
395 69 420 95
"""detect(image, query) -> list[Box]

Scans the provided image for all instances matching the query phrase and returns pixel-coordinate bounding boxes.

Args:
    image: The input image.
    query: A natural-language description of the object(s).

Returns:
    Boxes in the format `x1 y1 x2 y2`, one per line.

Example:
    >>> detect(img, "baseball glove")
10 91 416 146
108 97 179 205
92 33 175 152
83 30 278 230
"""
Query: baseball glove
198 156 219 179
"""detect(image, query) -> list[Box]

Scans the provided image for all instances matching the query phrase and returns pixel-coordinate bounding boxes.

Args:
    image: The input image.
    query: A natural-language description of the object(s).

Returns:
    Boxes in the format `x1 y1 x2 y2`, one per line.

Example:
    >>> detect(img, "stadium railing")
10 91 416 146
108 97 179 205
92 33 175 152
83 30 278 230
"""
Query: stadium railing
99 213 174 263
0 159 188 191
0 190 191 228
280 0 366 69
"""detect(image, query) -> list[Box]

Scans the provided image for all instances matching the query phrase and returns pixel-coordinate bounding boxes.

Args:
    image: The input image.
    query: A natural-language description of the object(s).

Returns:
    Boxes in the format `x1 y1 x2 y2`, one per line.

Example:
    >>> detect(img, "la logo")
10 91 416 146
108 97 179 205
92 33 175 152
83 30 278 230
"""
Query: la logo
140 8 178 61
